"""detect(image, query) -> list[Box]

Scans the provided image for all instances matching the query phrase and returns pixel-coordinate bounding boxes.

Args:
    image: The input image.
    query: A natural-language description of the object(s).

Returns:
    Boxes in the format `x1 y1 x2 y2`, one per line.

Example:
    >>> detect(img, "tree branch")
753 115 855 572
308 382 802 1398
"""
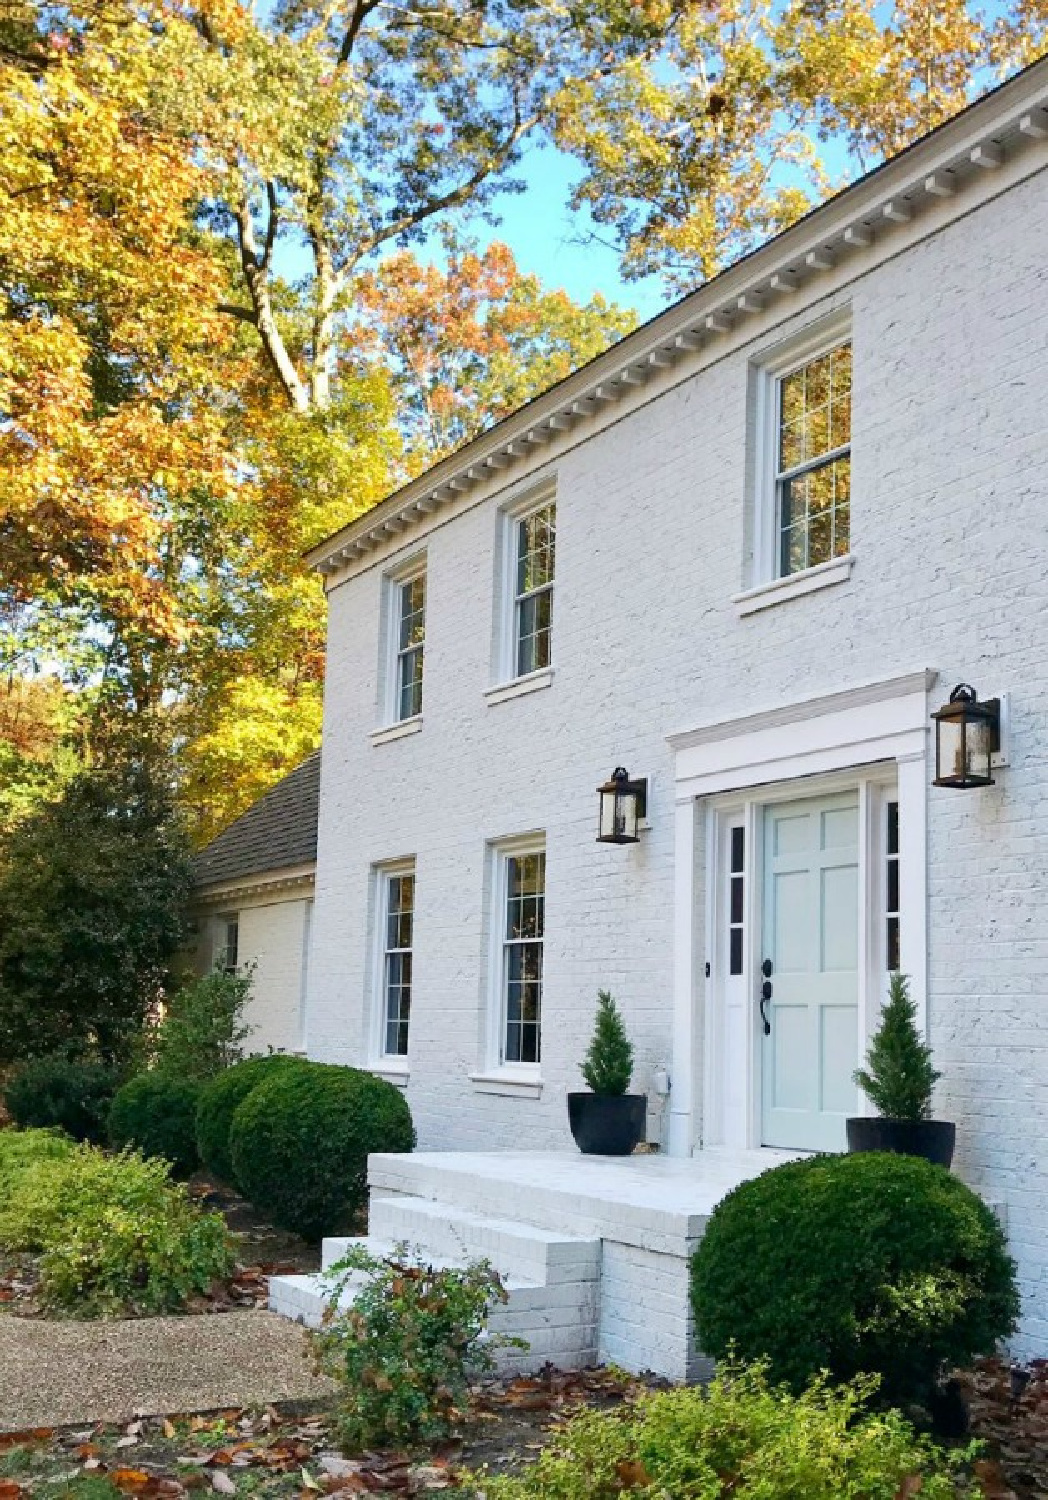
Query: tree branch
231 194 310 412
338 0 381 64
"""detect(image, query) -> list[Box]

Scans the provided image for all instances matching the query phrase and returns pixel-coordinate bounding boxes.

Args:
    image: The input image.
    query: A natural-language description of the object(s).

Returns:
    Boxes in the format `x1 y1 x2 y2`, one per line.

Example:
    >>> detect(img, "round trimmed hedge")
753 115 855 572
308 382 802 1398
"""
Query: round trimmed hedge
108 1073 201 1177
3 1055 122 1144
690 1152 1019 1405
196 1053 308 1188
229 1061 414 1240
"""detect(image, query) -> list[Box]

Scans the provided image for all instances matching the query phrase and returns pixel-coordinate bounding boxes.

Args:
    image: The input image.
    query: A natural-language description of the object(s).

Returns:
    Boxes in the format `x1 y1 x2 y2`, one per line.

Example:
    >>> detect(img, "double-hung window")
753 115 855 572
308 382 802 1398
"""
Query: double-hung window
501 848 545 1064
395 570 426 721
514 503 555 678
380 866 415 1057
216 915 238 975
775 340 852 577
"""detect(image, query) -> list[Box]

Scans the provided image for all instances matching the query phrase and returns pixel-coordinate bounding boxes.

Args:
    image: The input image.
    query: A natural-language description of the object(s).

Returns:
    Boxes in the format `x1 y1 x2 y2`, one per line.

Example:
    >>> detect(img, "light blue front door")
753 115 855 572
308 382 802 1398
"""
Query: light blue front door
761 793 860 1152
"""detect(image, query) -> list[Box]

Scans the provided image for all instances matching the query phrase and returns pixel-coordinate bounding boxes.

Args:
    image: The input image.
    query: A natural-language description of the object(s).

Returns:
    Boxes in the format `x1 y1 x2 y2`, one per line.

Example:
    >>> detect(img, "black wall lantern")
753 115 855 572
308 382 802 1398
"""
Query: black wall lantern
597 767 648 844
932 684 1001 789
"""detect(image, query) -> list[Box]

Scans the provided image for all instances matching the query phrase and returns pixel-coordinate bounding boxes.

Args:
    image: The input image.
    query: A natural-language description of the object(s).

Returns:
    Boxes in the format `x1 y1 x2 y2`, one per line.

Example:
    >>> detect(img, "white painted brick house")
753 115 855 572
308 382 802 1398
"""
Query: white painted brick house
280 61 1048 1371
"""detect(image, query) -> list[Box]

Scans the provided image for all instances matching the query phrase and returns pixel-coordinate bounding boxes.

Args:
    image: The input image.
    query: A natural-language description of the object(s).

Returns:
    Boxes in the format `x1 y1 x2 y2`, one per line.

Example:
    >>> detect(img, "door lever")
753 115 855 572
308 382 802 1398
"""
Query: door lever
759 978 772 1035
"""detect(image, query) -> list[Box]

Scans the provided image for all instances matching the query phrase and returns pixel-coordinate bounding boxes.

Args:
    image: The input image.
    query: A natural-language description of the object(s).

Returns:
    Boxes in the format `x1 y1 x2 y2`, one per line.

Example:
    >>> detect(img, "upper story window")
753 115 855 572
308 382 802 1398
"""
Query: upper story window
514 502 556 678
395 570 426 721
776 341 852 578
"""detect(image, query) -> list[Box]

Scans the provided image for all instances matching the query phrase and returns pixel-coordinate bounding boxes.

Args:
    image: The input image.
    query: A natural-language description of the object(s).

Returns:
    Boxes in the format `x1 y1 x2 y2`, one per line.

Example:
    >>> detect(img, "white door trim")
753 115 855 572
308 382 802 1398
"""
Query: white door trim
667 670 934 1158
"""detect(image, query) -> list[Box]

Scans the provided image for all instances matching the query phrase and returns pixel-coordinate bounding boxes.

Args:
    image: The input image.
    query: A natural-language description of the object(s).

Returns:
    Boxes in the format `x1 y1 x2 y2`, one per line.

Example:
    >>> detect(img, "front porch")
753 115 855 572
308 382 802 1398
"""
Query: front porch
269 1146 796 1381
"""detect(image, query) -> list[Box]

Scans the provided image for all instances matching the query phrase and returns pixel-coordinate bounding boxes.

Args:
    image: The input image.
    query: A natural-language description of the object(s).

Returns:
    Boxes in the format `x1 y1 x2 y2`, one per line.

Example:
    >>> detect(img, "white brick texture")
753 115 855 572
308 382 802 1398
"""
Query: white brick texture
308 166 1048 1355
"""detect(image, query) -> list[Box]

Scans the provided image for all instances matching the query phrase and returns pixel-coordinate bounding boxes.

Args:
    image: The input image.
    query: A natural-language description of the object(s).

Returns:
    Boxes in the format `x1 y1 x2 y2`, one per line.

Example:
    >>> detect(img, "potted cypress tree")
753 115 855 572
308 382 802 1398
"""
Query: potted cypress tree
567 990 647 1156
848 972 956 1168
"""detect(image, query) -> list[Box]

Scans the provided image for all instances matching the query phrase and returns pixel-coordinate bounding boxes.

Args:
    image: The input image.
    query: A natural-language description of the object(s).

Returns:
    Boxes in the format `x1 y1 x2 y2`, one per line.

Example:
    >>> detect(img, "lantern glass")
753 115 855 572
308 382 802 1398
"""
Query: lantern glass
596 769 646 843
932 686 998 788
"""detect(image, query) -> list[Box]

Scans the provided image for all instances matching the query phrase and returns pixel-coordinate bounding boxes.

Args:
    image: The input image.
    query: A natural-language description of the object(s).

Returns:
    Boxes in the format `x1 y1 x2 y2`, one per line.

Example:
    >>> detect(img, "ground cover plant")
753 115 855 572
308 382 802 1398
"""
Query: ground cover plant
313 1244 517 1452
471 1363 975 1499
109 1074 201 1178
690 1152 1019 1409
229 1061 414 1240
2 1056 123 1144
0 1135 233 1317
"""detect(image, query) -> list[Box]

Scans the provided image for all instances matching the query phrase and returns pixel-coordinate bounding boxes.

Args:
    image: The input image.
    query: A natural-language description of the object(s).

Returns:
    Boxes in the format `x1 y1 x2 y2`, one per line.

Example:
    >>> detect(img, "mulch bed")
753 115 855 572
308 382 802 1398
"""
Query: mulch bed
1 1360 1047 1498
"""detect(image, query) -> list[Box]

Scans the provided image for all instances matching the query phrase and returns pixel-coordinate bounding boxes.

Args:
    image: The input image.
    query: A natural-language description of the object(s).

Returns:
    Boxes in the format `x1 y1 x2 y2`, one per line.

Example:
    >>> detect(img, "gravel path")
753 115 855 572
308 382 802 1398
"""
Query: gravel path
0 1310 336 1431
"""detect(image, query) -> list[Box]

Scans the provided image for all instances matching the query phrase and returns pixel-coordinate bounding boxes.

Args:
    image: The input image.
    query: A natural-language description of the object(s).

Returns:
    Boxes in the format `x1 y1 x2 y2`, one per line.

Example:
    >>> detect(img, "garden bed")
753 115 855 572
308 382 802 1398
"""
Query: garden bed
0 1360 1046 1498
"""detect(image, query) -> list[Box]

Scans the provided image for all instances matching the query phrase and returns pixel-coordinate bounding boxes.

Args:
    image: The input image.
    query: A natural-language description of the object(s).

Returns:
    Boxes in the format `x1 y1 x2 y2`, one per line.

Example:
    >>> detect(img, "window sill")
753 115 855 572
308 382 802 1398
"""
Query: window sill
468 1069 543 1099
371 1062 410 1088
733 553 853 617
484 667 554 707
371 716 422 747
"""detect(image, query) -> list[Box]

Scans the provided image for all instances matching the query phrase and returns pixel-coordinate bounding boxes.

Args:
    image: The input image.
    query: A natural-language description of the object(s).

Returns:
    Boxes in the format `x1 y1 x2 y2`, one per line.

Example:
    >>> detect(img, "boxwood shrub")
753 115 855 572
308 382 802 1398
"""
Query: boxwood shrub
196 1053 308 1188
229 1060 414 1239
690 1152 1019 1406
108 1072 202 1177
3 1054 122 1144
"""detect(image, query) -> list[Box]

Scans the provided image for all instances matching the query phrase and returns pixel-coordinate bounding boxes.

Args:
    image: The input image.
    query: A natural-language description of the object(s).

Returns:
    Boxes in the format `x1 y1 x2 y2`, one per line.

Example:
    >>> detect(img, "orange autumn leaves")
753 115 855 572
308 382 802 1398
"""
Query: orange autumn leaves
0 0 232 651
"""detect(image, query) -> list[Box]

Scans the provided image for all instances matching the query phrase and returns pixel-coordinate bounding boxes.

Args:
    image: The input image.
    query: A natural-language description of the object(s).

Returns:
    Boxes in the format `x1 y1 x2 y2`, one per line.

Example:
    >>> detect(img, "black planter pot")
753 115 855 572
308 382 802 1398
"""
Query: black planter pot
846 1115 956 1168
568 1093 647 1156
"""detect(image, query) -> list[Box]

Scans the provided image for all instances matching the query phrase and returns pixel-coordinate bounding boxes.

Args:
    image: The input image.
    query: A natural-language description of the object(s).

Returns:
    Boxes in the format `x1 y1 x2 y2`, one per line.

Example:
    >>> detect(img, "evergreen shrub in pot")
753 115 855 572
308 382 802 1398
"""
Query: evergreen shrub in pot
568 990 646 1155
848 972 955 1167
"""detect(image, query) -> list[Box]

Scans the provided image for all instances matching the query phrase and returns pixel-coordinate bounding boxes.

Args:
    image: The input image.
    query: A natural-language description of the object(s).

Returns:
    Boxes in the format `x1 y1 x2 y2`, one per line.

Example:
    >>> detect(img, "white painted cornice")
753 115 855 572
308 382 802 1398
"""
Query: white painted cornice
192 864 316 908
309 60 1048 584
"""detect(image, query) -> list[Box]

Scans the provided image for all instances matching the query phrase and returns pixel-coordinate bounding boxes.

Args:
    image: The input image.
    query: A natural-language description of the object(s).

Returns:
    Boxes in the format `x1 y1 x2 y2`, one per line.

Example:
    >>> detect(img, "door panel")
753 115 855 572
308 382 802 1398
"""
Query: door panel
761 793 859 1151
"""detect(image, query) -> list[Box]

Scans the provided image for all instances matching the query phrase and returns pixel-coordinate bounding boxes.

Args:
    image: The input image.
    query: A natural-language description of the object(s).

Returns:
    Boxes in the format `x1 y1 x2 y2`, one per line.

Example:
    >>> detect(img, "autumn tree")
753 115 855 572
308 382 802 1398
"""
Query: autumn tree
353 240 636 464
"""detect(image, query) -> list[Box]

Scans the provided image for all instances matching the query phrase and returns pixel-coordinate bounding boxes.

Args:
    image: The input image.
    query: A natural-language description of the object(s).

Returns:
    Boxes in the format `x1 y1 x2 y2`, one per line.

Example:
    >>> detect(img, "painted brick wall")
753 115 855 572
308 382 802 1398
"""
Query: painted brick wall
309 166 1048 1351
190 894 312 1056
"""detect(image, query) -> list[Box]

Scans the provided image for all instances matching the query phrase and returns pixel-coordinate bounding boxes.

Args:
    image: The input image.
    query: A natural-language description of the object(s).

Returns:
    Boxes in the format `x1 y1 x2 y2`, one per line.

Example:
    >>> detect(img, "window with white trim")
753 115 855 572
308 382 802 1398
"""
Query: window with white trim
499 846 545 1065
380 865 415 1057
215 915 239 975
775 340 852 577
394 570 425 722
513 502 555 678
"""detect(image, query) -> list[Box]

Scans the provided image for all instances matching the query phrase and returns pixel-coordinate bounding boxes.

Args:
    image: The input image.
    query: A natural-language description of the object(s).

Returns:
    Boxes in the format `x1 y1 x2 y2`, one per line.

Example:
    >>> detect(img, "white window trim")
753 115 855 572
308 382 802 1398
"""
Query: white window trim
750 307 852 598
493 482 556 689
369 858 416 1068
214 913 239 974
379 553 427 731
477 833 546 1089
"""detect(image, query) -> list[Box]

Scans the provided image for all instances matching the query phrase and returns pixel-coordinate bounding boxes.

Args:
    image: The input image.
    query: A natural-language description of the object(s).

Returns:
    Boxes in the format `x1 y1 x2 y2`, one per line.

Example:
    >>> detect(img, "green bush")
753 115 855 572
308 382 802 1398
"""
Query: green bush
855 971 939 1120
3 1055 122 1143
229 1060 414 1240
196 1053 308 1187
0 1127 75 1199
313 1243 515 1451
0 1141 233 1316
150 968 254 1083
475 1363 970 1500
108 1072 202 1176
690 1152 1019 1407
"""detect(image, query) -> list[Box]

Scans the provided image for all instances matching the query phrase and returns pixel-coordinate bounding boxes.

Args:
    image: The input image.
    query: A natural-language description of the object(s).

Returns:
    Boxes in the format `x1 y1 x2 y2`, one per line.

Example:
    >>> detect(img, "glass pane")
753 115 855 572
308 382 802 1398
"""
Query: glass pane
730 927 744 976
887 801 899 857
887 859 899 916
730 826 745 874
730 874 744 925
777 342 851 477
399 575 426 650
517 504 557 596
886 916 900 974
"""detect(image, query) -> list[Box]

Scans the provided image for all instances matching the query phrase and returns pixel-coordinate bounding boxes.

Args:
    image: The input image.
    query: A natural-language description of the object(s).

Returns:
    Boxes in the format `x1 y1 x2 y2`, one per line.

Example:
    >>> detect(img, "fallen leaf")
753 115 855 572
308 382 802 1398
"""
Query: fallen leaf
112 1469 153 1493
117 1436 141 1449
163 1421 177 1440
211 1473 236 1495
615 1459 653 1489
0 1481 23 1499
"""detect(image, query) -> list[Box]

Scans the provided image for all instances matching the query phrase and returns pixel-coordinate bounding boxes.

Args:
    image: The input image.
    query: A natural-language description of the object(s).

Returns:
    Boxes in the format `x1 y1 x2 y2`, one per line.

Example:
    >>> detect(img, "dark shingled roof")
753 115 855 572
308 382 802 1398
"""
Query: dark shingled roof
192 751 321 890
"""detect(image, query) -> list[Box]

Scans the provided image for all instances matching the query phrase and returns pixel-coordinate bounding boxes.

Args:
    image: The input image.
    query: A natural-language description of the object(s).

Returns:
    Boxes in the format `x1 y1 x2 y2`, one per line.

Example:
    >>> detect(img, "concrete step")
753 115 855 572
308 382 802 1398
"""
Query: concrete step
269 1229 600 1375
326 1195 601 1285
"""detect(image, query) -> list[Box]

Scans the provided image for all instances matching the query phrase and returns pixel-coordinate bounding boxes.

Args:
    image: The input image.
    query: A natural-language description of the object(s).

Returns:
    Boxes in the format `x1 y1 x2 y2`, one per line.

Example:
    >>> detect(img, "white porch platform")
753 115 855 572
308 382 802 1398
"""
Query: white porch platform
269 1147 796 1381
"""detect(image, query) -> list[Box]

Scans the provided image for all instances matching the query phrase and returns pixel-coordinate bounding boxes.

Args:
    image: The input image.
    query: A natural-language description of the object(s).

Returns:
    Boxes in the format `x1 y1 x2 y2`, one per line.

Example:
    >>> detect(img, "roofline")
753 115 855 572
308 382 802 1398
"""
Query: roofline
191 864 317 905
308 56 1048 576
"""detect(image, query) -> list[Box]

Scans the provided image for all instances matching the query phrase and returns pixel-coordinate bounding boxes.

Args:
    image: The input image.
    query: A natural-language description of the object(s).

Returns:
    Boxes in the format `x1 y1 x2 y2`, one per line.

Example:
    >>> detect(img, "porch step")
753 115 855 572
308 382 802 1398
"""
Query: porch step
269 1225 600 1374
327 1196 601 1285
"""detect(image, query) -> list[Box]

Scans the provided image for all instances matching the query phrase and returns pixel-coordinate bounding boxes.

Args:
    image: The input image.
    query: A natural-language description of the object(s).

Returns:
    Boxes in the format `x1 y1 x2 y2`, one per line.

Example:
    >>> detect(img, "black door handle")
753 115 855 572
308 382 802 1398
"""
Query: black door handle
759 978 772 1035
762 958 773 978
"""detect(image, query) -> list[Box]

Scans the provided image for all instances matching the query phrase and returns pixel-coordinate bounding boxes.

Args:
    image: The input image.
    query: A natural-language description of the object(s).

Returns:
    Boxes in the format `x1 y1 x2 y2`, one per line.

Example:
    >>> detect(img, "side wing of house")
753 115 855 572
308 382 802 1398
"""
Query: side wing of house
188 752 320 1056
